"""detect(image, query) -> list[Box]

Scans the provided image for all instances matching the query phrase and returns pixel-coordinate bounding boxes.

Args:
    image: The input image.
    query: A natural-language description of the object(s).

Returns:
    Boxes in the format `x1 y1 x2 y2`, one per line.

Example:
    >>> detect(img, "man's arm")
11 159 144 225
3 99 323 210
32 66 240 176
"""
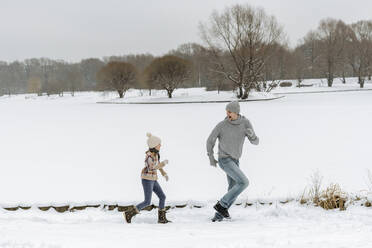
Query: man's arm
206 124 220 166
245 119 259 145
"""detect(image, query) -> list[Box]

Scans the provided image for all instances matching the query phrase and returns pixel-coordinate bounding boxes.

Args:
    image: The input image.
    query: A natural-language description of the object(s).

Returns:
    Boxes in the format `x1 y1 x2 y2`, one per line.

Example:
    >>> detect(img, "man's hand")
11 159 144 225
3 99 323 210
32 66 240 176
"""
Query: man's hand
246 128 259 145
209 156 218 167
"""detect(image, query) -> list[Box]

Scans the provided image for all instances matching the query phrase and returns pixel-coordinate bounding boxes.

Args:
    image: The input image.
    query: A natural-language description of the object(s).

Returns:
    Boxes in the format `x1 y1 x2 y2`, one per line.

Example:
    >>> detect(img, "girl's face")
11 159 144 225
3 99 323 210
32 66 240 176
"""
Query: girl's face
155 143 161 151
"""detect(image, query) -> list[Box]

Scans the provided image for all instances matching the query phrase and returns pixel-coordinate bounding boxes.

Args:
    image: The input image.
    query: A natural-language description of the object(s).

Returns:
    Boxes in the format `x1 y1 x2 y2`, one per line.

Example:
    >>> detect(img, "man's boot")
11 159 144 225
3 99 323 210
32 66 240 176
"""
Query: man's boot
213 201 230 218
123 205 139 223
211 212 224 222
158 209 171 224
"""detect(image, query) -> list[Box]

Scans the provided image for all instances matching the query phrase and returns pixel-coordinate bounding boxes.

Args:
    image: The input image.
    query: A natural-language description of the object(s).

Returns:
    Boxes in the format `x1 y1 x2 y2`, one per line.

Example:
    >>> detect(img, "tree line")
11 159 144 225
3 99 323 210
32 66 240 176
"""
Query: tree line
1 4 371 99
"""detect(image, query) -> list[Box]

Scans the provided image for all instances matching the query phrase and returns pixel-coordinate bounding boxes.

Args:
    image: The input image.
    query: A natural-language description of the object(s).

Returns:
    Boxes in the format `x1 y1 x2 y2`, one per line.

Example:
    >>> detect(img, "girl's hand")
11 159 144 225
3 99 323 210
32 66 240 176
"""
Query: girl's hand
164 174 169 181
163 159 169 165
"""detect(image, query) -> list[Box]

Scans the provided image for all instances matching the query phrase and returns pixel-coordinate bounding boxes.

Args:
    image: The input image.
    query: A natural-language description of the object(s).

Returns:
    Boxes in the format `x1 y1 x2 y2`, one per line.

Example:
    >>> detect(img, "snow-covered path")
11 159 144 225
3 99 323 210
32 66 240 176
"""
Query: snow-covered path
1 203 371 248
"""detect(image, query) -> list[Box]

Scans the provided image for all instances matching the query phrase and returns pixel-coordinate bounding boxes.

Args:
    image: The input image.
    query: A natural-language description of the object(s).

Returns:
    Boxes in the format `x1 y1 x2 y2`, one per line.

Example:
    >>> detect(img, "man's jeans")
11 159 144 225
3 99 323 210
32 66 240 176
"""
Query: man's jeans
218 157 249 209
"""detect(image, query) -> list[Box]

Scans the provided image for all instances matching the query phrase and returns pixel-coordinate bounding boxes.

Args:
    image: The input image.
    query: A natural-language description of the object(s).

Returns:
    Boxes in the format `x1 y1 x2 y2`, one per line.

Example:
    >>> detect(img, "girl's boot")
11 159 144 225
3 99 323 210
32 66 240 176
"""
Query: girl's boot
123 206 139 223
158 209 171 224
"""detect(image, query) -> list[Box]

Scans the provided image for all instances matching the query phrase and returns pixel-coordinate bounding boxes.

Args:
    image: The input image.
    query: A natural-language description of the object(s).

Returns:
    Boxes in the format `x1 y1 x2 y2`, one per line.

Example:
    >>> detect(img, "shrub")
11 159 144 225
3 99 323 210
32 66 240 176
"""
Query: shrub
279 81 292 87
318 184 347 210
308 170 323 204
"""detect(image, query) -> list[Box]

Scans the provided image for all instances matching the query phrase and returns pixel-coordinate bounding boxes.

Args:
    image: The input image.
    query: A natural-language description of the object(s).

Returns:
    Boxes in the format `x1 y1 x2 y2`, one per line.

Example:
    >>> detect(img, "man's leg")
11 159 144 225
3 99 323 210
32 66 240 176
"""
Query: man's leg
212 167 234 221
226 174 238 208
218 157 249 209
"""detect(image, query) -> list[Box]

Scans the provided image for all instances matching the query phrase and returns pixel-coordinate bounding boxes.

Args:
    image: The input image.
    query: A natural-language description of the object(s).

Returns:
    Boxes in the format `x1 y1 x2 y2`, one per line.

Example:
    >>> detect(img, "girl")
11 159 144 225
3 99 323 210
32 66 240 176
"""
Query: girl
124 133 171 224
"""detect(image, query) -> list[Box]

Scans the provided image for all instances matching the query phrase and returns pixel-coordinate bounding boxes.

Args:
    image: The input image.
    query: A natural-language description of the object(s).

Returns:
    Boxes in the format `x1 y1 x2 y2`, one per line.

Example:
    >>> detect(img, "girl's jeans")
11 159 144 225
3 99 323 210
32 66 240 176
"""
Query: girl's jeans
136 179 166 210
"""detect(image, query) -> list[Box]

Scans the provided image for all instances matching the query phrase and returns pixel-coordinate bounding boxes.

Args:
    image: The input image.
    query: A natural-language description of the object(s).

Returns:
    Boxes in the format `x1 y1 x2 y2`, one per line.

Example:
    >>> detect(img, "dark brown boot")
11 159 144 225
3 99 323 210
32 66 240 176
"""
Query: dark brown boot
158 209 171 224
123 206 139 223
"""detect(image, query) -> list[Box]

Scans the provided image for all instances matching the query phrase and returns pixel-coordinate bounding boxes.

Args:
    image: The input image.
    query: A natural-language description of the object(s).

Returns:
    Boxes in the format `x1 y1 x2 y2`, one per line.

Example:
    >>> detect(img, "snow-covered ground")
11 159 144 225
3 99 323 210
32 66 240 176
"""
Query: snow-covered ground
0 203 371 248
95 77 372 103
1 82 372 247
1 88 371 205
100 88 279 103
271 77 372 94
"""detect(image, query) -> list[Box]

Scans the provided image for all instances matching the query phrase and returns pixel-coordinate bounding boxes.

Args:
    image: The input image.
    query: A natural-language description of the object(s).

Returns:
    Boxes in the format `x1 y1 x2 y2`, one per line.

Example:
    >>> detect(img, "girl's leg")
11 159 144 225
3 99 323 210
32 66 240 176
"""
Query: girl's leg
136 179 155 211
153 181 166 209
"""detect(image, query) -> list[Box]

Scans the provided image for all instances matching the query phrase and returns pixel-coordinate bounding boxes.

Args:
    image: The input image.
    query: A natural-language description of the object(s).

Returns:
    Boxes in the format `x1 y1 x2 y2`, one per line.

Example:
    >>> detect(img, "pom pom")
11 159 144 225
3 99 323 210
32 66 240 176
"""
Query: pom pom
146 132 152 138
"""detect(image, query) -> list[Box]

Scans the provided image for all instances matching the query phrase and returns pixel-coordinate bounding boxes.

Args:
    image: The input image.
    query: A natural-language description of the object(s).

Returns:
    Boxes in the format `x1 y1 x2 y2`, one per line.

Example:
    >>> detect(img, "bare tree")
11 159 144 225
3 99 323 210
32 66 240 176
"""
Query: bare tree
97 61 137 98
302 31 322 79
292 46 308 87
168 43 211 87
204 56 233 93
0 62 27 95
65 64 83 96
199 4 284 99
80 58 105 90
0 62 11 95
260 43 292 91
348 20 372 88
27 76 42 95
316 19 349 87
144 55 191 98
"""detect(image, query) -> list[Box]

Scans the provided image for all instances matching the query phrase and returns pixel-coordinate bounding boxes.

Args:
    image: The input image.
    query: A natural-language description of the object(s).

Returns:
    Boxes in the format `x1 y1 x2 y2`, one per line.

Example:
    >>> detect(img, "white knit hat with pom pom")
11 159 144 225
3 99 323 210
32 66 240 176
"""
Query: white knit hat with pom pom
146 132 161 148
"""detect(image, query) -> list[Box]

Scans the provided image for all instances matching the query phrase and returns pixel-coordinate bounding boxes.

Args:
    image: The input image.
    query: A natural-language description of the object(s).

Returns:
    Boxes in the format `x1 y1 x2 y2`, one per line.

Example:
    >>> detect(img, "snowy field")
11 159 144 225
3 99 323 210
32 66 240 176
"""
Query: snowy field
1 203 371 248
1 81 372 247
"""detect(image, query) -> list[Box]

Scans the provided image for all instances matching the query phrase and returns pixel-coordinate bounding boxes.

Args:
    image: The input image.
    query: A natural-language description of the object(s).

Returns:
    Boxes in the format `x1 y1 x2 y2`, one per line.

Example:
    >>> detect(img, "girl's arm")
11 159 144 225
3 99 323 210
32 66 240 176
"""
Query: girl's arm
153 160 168 170
159 168 169 181
146 156 168 170
159 168 167 176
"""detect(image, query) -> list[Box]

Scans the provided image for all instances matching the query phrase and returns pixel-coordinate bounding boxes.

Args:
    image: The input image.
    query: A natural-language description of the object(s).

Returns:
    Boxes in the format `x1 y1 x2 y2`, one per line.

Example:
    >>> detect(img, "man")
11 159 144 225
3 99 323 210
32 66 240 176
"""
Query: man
206 100 259 222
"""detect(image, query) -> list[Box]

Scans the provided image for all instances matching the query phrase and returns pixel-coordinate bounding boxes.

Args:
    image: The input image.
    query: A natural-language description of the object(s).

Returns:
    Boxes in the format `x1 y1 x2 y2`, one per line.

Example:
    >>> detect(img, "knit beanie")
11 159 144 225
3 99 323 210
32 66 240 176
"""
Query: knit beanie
226 101 240 114
146 133 161 148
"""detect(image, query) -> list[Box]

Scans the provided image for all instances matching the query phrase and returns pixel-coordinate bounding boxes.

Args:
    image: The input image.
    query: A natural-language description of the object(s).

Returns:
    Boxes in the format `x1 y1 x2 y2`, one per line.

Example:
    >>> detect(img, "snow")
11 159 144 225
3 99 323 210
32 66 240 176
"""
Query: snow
99 88 279 103
1 84 372 205
0 203 371 248
271 77 372 94
1 80 372 247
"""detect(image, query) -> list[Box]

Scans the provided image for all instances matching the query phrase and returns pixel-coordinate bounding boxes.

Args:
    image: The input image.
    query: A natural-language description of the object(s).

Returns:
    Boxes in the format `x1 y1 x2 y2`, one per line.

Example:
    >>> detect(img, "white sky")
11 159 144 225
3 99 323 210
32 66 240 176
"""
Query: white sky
0 0 371 62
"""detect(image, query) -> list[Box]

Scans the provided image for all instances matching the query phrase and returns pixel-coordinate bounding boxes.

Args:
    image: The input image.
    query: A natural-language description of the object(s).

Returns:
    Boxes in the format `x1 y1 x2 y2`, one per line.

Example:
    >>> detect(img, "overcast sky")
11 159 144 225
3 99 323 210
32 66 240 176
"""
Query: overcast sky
1 0 371 62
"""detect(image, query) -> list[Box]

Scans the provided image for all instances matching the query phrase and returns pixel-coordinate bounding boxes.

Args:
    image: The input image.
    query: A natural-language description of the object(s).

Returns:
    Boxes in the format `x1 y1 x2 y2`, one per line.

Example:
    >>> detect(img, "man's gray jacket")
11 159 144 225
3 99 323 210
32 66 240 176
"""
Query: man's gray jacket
207 115 259 161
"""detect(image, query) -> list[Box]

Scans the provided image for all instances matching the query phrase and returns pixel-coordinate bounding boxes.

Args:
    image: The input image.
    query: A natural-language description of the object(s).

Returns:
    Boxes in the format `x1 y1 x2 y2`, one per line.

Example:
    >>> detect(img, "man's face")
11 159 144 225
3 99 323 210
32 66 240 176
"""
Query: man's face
226 110 238 121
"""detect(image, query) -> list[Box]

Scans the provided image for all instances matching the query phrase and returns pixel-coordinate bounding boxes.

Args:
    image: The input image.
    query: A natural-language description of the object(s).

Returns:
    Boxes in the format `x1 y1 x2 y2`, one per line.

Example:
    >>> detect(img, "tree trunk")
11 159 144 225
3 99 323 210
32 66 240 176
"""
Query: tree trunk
237 86 243 99
342 72 346 84
327 61 333 87
118 90 124 98
359 76 364 88
241 87 250 99
327 75 333 87
167 89 173 98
